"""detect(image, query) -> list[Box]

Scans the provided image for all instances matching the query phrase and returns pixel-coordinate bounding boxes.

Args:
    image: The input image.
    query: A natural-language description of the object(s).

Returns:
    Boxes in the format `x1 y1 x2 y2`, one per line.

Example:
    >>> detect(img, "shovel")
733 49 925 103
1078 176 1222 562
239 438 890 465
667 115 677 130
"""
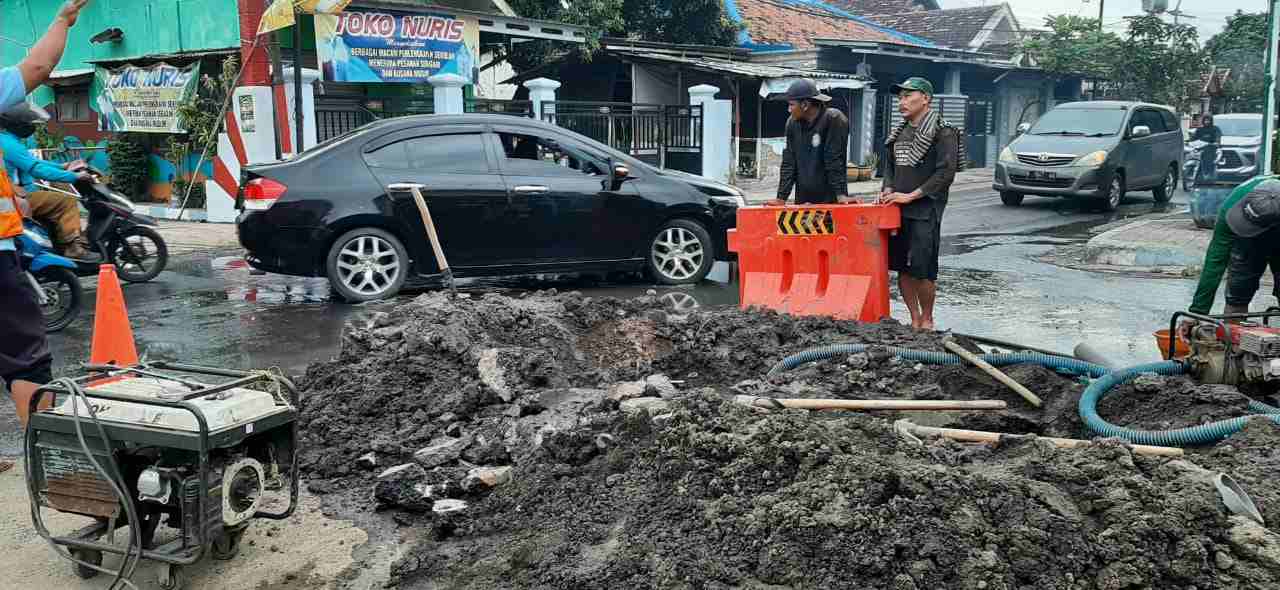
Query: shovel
734 395 1008 412
389 183 454 295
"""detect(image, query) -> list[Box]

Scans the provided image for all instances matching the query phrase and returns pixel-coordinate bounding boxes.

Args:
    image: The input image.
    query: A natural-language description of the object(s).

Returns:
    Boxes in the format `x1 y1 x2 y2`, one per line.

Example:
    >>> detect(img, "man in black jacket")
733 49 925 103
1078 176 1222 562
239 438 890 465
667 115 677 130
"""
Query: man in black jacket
881 77 959 331
769 79 850 205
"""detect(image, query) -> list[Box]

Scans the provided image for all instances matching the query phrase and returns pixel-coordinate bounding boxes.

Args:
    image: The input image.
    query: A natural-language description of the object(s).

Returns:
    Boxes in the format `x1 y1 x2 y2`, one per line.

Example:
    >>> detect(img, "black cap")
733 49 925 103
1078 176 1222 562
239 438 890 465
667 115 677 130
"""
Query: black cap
1227 180 1280 238
781 79 831 103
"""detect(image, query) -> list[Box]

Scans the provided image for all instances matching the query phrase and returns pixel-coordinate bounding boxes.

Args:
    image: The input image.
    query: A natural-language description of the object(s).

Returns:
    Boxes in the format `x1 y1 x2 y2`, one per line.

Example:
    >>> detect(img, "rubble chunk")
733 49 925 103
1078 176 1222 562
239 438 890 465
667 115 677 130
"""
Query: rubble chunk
644 374 678 398
414 436 474 469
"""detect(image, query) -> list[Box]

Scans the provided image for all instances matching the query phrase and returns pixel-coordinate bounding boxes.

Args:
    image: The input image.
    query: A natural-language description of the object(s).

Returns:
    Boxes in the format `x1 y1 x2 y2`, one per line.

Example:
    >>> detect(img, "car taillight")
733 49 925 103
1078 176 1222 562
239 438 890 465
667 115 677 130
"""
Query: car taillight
244 178 287 200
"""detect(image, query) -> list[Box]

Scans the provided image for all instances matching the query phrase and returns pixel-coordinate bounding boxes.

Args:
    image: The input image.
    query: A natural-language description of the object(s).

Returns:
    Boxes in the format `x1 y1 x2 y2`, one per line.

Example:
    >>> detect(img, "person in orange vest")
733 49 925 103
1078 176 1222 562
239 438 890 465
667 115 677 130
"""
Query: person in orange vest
1 1 90 440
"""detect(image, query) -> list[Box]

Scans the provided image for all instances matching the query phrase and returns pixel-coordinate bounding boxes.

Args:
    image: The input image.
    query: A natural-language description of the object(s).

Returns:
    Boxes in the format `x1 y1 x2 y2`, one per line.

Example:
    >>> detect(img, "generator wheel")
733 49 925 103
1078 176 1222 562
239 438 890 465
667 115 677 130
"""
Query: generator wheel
212 525 248 560
71 548 102 579
158 564 186 590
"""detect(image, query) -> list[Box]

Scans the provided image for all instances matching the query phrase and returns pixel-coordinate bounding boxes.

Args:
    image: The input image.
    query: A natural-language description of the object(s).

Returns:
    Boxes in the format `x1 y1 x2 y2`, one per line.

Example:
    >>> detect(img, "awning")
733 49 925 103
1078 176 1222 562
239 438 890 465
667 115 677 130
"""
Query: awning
759 77 867 97
86 48 240 68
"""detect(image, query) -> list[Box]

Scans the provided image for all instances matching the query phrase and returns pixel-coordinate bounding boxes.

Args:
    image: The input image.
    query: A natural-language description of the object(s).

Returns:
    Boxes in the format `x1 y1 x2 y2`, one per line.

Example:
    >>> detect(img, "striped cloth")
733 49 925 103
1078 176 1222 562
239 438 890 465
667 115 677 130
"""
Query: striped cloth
886 108 967 171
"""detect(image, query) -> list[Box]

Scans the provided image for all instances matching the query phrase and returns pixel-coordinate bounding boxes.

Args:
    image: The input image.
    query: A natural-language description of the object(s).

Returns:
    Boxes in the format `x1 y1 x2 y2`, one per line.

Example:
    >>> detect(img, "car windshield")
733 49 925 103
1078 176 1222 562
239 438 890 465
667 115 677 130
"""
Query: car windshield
1029 109 1127 136
1215 117 1262 137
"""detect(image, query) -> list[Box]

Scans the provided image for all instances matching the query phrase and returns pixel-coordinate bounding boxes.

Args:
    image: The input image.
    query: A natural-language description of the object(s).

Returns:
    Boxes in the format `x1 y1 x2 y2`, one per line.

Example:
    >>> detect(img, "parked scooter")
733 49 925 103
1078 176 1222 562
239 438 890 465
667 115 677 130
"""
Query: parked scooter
16 221 82 332
36 165 169 282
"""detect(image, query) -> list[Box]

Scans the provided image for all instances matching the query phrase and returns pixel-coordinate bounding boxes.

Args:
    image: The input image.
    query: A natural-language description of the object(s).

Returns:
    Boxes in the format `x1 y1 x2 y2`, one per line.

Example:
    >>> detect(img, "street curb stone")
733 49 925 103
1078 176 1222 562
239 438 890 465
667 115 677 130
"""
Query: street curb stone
1083 218 1211 268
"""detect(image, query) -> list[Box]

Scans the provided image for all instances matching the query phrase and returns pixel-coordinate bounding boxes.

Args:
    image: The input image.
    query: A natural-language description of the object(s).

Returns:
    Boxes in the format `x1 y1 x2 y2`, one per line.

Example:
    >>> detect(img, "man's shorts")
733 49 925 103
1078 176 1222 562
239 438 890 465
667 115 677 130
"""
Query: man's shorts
1226 226 1280 306
0 252 51 388
888 213 942 281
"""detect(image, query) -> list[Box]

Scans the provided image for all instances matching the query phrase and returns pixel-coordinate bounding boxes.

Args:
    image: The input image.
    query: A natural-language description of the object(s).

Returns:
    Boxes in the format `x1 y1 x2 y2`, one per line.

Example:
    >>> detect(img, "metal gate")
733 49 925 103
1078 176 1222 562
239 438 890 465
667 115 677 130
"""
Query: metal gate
540 101 703 175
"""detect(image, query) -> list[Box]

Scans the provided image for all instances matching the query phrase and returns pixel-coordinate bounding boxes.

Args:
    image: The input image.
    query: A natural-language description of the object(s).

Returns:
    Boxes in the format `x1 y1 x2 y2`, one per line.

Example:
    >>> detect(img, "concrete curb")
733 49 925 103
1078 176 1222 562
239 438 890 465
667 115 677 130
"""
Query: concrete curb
1083 218 1209 268
132 204 209 222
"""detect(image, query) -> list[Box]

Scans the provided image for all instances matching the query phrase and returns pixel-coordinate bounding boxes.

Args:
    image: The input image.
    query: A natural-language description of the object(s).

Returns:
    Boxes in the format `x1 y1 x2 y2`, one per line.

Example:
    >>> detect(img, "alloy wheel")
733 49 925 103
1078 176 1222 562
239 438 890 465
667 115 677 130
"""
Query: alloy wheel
651 227 705 282
335 235 402 297
1108 176 1124 209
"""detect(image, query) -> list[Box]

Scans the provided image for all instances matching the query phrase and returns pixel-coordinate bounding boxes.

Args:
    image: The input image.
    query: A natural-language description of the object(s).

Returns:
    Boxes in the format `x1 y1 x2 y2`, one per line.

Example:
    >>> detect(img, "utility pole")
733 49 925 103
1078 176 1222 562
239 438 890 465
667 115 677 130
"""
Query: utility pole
1262 0 1279 174
1098 0 1105 32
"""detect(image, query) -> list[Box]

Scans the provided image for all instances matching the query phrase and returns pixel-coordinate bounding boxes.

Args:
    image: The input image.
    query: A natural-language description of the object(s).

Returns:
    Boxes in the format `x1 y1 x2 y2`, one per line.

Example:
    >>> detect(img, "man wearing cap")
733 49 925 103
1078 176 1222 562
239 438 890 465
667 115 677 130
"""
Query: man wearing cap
880 77 961 331
770 79 850 206
1 1 90 433
1189 176 1280 317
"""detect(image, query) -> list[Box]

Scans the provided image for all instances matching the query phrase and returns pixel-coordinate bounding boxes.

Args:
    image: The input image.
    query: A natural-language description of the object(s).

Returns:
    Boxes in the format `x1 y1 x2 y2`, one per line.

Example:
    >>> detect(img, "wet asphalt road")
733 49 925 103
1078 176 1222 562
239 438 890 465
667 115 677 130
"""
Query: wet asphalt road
10 184 1269 456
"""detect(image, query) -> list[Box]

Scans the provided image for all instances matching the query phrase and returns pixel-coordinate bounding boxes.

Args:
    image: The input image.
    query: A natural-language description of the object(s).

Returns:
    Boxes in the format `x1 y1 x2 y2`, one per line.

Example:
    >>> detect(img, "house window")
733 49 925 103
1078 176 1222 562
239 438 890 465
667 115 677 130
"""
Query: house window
56 90 91 122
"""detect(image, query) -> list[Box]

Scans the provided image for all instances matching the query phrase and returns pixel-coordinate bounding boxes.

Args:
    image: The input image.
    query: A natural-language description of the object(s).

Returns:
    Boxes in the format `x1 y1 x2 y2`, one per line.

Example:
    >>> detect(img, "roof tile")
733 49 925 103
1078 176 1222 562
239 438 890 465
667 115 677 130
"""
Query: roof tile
736 0 911 49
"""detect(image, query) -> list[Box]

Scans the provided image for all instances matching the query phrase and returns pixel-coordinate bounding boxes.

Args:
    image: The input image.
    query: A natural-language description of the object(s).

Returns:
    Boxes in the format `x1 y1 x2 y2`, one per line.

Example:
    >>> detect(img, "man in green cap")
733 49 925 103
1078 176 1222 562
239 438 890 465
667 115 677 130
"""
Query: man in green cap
880 77 961 331
1188 176 1280 318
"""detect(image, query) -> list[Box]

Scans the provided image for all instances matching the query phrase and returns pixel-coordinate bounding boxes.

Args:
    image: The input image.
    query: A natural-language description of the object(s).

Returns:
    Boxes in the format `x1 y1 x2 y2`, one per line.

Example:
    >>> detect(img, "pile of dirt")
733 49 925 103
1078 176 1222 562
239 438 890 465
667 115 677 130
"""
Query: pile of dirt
295 291 1280 589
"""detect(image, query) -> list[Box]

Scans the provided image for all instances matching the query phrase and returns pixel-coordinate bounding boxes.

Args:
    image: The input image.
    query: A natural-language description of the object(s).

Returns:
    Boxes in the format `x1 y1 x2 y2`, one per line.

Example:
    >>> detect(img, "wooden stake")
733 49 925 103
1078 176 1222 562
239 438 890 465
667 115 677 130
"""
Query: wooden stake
734 395 1008 412
896 420 1184 458
944 339 1043 408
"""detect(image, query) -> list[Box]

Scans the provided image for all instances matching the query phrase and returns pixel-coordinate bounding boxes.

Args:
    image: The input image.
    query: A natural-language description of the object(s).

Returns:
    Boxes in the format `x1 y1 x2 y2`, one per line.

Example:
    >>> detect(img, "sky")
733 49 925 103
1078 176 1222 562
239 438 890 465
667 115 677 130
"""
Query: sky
946 0 1264 42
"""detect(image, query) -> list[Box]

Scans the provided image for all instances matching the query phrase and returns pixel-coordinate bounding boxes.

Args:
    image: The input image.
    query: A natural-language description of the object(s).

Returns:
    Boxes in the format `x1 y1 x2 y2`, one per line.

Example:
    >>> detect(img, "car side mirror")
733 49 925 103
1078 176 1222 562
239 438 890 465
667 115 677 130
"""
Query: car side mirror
1131 125 1151 138
610 164 631 191
1016 123 1031 135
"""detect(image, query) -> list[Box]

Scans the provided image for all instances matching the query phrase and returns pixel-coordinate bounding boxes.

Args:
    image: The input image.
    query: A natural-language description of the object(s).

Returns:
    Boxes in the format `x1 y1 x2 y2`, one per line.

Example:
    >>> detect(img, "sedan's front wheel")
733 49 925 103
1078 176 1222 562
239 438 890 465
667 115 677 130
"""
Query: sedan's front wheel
326 228 408 302
648 219 714 285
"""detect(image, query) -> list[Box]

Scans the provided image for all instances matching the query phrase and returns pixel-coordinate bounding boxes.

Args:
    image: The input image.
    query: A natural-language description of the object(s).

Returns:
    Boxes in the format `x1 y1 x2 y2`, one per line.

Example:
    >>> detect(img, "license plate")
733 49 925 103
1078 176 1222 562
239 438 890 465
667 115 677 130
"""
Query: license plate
1029 170 1057 180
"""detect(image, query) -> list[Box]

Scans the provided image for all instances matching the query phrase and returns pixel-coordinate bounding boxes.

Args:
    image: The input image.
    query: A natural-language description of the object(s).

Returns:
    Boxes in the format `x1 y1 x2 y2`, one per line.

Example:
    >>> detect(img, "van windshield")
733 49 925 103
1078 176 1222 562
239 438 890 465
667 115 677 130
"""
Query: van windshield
1029 109 1127 137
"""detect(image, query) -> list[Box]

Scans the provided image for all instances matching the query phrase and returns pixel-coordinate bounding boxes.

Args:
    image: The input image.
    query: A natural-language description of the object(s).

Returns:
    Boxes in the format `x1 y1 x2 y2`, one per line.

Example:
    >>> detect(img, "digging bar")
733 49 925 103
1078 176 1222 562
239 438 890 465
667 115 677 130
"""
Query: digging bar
734 395 1008 412
944 339 1043 408
895 420 1184 457
389 183 455 295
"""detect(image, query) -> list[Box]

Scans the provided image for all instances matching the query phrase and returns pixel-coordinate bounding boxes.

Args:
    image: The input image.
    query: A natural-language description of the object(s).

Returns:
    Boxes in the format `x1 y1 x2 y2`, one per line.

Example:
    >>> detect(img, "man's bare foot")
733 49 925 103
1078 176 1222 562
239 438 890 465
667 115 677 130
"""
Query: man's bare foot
920 320 935 331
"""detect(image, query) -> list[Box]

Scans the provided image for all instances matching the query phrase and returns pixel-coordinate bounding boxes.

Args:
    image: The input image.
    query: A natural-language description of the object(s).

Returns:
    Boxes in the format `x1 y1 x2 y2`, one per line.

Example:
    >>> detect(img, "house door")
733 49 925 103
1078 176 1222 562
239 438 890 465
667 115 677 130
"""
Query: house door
965 95 996 169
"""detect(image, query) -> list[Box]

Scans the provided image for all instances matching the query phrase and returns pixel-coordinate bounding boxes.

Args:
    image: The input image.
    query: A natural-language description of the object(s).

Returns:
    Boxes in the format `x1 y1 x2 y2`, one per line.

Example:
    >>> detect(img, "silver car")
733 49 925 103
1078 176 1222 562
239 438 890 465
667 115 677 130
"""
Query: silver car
992 101 1184 211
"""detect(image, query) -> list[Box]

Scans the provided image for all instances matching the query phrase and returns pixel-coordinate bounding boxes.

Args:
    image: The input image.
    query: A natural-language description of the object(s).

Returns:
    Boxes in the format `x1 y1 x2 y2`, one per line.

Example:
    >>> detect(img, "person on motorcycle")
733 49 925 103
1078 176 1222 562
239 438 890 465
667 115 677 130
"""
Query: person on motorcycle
1 0 90 438
1191 114 1222 184
0 103 98 261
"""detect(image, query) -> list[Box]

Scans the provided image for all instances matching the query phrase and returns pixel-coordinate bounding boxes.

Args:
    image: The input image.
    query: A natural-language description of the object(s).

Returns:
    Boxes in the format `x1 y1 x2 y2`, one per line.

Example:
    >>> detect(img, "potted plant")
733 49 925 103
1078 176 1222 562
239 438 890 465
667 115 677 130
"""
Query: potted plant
862 153 879 181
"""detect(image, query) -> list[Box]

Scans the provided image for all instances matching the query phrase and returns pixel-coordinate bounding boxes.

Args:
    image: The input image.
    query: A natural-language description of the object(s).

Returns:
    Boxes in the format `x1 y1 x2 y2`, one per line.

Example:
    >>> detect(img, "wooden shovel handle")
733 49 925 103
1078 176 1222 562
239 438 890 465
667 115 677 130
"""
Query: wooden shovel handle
736 396 1008 411
945 340 1043 408
904 422 1183 457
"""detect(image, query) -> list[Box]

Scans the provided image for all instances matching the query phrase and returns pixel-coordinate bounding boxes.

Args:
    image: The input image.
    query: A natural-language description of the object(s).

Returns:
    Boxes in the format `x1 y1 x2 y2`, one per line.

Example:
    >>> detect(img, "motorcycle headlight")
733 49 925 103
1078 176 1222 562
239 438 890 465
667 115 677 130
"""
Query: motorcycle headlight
999 147 1016 163
1074 151 1108 168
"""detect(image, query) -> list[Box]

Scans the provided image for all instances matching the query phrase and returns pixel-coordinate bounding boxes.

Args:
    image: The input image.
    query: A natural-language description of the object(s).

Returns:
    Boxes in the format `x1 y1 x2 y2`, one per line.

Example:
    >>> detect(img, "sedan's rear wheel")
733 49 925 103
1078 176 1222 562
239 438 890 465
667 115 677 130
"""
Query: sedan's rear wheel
648 219 714 285
326 228 408 302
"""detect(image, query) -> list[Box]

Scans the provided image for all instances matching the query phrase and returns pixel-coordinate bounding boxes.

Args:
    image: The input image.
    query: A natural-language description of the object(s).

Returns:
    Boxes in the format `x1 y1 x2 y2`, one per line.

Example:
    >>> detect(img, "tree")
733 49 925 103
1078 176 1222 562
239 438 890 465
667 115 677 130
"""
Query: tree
1204 11 1267 112
1111 15 1206 111
1019 16 1122 82
502 0 740 73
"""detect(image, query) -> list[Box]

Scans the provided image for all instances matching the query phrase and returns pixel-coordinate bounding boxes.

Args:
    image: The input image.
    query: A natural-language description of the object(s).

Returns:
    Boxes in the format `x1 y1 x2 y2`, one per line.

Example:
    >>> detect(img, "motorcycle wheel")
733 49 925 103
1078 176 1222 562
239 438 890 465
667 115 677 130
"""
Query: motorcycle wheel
109 226 169 283
36 267 83 333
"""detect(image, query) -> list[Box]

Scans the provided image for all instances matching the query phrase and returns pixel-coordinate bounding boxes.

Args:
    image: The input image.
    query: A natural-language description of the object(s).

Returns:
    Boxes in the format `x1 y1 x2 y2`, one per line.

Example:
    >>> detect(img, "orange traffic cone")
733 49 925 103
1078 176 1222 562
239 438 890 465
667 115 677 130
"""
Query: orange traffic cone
89 264 139 367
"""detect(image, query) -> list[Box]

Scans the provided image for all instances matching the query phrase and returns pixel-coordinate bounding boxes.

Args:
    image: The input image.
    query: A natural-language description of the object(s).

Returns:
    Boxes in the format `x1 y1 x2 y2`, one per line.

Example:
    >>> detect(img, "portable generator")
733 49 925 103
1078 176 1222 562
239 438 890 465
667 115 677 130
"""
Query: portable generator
1171 310 1280 387
24 362 299 590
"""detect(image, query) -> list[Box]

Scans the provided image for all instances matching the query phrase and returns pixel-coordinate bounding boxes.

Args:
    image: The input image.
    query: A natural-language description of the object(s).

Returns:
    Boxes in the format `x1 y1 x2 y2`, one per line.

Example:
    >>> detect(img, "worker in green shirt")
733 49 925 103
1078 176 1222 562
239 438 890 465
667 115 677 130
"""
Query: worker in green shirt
1188 176 1280 316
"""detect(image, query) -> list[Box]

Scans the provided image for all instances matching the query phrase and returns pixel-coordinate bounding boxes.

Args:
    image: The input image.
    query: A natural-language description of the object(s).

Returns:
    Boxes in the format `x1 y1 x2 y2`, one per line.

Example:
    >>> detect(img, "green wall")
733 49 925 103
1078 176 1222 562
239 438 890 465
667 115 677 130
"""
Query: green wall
0 0 242 74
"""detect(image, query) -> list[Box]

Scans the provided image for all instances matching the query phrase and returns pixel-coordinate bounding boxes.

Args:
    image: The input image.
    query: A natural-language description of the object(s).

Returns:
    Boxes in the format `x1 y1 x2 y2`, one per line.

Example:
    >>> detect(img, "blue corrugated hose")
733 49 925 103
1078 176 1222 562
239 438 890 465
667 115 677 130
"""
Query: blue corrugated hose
768 344 1280 447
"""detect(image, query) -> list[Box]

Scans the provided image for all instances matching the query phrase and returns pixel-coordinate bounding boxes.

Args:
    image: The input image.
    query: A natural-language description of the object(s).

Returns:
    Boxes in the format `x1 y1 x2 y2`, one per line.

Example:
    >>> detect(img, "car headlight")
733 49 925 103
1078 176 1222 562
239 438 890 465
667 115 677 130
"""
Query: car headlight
1074 151 1108 167
999 147 1016 163
712 194 746 208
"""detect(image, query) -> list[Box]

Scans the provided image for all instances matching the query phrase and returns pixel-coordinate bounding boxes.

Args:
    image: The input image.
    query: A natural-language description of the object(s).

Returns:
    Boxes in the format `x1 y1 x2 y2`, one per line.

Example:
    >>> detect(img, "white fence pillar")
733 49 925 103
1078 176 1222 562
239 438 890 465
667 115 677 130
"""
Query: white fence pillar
429 73 468 115
689 85 732 183
525 77 561 121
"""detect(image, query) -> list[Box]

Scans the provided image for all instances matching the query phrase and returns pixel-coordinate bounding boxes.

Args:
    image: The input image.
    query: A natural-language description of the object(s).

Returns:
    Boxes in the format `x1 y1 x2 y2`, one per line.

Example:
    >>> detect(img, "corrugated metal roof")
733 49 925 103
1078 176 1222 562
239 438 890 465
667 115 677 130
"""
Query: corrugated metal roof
86 48 239 67
610 49 867 81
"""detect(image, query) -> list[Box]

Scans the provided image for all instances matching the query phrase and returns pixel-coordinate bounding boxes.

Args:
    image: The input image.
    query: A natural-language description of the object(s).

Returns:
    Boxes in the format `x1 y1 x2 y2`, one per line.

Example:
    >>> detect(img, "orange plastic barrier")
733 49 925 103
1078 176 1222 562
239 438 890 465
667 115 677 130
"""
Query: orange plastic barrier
726 203 901 322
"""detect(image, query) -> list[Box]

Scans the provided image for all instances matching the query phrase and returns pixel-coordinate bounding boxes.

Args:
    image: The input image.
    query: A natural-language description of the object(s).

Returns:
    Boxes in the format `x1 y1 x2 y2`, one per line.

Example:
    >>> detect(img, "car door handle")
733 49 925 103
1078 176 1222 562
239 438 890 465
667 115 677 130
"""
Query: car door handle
513 185 549 195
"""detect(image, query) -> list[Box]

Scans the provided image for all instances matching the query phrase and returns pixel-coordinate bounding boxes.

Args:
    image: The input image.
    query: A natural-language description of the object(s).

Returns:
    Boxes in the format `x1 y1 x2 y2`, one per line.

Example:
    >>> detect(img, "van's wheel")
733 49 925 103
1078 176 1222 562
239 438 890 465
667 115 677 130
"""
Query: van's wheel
999 192 1024 207
1153 165 1177 203
71 548 102 579
326 228 408 302
1098 172 1125 212
647 219 714 285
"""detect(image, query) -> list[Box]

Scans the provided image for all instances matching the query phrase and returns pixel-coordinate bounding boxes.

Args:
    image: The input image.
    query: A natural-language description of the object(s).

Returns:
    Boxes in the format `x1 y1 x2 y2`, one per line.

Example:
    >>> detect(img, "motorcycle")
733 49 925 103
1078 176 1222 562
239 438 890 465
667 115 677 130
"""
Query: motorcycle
16 221 82 333
1182 140 1219 191
35 165 169 282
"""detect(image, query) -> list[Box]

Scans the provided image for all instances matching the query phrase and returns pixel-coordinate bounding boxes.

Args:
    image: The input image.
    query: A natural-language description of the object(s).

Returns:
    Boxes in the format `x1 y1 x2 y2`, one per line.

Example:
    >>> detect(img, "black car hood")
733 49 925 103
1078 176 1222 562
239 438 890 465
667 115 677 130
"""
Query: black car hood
656 168 742 196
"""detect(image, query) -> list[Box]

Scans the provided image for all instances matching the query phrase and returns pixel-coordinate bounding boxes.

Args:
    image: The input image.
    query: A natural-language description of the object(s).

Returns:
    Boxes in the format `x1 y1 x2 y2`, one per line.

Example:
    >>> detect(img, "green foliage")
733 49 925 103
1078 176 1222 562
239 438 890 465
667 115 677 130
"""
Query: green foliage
1020 16 1122 81
168 56 238 209
1110 15 1206 111
1204 11 1267 112
33 123 64 151
107 133 150 198
502 0 740 73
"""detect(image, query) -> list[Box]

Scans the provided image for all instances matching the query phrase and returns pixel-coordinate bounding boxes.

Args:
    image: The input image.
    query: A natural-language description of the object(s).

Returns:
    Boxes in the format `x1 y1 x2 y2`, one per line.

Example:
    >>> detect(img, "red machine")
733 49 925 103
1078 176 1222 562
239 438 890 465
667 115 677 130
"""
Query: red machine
727 203 901 322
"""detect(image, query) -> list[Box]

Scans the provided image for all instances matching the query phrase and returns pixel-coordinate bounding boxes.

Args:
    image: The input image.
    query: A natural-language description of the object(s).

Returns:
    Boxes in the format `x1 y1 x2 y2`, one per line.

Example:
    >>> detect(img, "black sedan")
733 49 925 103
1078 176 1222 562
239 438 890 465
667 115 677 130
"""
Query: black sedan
237 114 743 302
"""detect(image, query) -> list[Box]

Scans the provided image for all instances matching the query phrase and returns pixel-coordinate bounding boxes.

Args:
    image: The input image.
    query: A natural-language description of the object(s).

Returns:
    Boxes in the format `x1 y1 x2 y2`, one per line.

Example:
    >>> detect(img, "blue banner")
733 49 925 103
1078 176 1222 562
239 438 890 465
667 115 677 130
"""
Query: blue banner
315 8 478 84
